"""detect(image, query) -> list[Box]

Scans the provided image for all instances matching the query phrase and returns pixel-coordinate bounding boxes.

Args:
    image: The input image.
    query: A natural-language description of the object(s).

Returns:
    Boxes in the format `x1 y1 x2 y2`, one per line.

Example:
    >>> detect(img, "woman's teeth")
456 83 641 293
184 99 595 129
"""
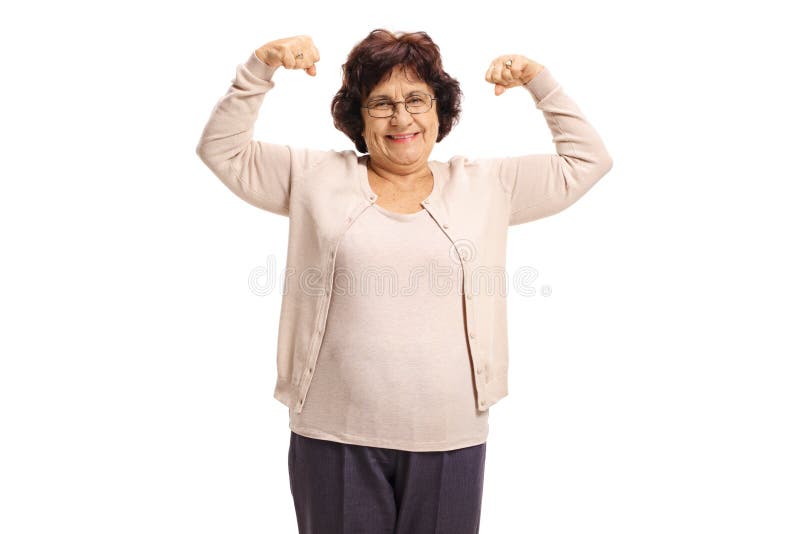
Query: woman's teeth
388 133 418 141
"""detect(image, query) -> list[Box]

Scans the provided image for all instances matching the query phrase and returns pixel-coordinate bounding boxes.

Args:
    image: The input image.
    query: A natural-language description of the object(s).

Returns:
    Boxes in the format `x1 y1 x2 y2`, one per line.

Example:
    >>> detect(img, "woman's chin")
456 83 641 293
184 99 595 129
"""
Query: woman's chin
387 148 428 166
368 144 432 170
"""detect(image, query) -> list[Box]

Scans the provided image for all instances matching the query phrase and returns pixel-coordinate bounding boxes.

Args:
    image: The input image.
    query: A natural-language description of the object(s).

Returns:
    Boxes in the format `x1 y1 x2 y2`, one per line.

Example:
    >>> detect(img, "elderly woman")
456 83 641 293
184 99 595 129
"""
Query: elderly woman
196 28 612 534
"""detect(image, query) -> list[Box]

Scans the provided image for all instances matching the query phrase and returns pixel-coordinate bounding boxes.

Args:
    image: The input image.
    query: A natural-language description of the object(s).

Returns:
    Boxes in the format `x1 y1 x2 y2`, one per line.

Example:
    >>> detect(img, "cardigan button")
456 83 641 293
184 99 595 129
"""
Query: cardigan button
423 199 430 204
476 367 483 375
469 331 476 338
345 216 352 223
466 294 472 300
443 223 449 229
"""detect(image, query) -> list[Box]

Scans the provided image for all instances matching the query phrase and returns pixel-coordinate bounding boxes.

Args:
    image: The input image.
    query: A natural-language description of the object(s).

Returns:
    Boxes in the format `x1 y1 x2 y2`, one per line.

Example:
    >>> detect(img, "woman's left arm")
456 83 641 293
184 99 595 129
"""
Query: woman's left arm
486 55 614 226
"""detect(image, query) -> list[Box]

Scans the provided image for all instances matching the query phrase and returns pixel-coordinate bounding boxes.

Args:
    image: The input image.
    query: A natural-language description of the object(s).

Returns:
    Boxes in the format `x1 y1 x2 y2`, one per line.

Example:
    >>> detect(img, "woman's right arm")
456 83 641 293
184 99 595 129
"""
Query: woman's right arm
195 36 321 217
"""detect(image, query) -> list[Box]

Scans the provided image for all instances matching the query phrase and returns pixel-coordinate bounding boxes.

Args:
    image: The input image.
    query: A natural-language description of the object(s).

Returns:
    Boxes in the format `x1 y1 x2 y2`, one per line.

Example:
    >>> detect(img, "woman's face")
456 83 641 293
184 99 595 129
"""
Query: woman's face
361 65 439 174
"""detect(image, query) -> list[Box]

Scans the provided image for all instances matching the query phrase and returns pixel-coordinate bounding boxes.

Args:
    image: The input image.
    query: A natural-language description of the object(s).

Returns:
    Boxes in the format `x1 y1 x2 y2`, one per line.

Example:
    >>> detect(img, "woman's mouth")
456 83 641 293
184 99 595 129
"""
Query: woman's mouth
386 132 420 143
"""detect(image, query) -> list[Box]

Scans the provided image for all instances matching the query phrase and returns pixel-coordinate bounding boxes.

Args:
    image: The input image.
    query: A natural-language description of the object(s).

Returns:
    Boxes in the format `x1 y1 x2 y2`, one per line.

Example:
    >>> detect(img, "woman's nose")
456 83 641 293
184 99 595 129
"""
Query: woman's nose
390 103 413 124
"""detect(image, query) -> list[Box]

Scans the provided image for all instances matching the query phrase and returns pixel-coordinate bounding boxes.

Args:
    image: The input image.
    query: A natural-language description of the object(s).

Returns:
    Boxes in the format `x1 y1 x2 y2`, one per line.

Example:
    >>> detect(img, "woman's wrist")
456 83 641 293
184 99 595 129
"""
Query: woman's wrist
255 47 280 67
522 64 546 85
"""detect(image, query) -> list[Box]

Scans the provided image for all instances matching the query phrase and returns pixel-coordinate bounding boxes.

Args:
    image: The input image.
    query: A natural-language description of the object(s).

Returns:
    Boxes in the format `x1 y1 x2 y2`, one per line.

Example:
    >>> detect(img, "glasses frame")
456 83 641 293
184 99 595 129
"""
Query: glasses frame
361 93 437 118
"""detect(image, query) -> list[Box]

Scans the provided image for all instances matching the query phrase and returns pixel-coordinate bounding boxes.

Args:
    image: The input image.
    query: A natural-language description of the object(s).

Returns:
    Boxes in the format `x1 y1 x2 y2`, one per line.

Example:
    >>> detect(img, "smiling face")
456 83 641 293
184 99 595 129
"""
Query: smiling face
361 65 439 175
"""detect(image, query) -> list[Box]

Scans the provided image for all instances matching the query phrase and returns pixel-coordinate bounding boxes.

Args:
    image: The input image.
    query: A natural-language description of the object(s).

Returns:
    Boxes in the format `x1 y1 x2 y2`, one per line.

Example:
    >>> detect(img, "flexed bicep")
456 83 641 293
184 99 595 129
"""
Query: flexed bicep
495 66 613 226
196 39 325 217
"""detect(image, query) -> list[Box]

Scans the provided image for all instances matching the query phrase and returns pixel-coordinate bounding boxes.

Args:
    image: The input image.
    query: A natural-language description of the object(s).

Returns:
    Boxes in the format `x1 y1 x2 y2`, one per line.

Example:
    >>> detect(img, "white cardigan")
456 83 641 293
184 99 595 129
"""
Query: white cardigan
196 50 613 415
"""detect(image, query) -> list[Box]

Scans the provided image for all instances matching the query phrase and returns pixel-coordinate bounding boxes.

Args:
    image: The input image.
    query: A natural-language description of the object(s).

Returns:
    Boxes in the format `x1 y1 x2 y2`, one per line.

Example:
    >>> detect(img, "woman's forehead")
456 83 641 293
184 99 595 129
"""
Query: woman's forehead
369 65 430 95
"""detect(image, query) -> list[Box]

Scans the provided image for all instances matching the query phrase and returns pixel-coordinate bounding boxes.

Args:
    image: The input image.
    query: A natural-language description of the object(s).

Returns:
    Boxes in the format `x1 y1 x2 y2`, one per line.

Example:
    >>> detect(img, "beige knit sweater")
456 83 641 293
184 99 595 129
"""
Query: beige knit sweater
196 51 613 443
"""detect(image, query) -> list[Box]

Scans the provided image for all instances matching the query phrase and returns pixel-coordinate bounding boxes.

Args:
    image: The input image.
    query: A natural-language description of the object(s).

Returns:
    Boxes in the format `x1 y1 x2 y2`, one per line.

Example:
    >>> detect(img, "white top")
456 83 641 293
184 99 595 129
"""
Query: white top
289 202 489 451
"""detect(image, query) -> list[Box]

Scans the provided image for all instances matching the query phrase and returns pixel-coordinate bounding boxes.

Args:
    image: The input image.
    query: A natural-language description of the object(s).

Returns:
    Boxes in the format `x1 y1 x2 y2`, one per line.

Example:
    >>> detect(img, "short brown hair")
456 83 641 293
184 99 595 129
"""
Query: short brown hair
331 29 462 154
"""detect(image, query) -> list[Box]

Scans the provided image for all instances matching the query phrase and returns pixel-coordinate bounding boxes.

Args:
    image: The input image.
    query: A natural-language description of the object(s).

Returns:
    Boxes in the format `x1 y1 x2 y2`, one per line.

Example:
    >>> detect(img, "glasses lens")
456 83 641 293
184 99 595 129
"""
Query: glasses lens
406 94 431 113
370 102 394 117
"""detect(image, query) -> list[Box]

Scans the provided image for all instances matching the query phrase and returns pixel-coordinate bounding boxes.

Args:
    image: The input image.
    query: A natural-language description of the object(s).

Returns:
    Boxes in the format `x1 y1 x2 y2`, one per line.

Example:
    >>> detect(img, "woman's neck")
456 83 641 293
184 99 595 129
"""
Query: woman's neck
367 157 431 192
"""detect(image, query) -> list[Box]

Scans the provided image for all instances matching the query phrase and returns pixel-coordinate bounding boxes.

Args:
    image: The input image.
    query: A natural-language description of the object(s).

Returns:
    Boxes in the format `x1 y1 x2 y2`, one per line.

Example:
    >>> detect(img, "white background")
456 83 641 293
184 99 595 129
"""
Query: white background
2 0 799 532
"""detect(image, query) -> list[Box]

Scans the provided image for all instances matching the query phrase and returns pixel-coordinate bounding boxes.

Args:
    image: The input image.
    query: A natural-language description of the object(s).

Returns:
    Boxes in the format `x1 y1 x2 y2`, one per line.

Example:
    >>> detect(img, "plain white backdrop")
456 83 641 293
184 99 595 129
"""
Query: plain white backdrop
2 0 798 532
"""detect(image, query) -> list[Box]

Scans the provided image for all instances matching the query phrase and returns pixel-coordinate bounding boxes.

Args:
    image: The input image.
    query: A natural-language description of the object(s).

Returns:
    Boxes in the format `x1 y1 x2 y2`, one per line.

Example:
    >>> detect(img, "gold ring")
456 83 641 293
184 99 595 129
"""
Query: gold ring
504 59 513 69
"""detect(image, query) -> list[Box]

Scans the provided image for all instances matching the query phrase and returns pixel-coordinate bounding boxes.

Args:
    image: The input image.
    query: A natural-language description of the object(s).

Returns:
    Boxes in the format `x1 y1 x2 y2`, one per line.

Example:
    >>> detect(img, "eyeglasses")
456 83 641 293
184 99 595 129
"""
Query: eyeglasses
362 93 436 118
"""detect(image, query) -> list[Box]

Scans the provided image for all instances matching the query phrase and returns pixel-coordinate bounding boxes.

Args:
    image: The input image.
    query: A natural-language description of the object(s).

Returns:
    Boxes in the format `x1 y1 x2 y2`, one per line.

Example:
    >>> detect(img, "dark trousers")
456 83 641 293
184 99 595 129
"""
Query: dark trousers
288 431 487 534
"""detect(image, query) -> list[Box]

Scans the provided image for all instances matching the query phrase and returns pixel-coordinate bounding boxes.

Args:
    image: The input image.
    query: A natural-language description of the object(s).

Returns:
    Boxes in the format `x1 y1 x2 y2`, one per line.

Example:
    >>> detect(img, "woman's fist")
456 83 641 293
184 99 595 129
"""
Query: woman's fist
485 54 544 95
256 35 320 76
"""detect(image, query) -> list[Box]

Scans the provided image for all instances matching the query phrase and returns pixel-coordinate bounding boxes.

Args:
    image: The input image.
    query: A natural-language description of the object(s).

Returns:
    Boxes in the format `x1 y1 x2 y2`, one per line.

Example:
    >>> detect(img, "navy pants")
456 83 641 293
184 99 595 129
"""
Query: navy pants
288 431 487 534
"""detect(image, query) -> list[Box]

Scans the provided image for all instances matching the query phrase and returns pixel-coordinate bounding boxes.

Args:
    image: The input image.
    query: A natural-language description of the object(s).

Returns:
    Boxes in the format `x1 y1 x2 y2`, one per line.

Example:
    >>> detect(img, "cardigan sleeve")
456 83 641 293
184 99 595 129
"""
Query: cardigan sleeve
488 67 614 226
195 51 331 216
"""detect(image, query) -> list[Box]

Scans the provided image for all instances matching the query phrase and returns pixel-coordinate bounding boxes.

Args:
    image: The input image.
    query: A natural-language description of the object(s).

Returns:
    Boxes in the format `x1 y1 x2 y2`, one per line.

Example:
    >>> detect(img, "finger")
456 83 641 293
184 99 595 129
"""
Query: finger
302 55 317 74
299 35 318 65
500 62 515 82
485 62 499 86
307 44 320 71
296 47 316 71
281 47 298 69
486 57 517 92
487 62 505 95
492 60 505 85
498 55 519 82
